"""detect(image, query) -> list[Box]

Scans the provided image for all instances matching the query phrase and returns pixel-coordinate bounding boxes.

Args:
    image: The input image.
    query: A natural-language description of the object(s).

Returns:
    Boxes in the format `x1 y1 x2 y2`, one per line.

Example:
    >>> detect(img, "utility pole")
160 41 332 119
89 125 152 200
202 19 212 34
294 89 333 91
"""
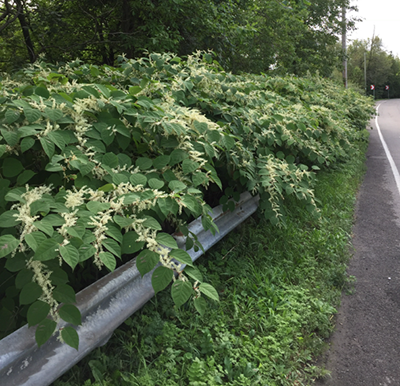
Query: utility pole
342 4 347 88
364 52 367 95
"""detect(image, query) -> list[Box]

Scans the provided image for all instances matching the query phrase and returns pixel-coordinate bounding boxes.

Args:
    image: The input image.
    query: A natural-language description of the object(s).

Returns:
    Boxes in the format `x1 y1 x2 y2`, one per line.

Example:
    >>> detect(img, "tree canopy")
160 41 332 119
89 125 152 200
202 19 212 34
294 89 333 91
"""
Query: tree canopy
1 0 357 76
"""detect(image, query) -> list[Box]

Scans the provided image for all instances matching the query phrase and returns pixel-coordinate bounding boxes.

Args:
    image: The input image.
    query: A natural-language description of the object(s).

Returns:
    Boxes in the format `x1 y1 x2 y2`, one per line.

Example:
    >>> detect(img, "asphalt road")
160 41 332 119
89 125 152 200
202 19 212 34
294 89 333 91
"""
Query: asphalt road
315 99 400 386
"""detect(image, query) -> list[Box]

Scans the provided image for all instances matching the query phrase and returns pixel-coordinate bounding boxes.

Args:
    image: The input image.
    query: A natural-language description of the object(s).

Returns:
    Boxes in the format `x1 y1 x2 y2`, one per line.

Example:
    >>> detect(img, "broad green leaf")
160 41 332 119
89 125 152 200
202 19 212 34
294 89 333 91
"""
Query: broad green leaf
102 238 121 258
170 149 188 165
184 266 203 282
98 183 114 192
99 251 116 271
27 301 51 327
35 87 50 99
122 231 144 254
78 244 96 262
33 220 54 237
0 210 20 228
2 158 24 178
130 173 147 186
36 319 57 347
5 187 26 202
15 268 34 289
0 234 19 258
136 249 159 277
61 326 79 350
21 137 36 153
148 178 164 190
199 283 219 302
20 282 42 305
40 137 55 158
49 267 69 285
168 180 186 192
142 216 161 230
102 152 119 168
1 129 18 146
170 249 193 266
113 215 134 228
136 157 152 170
112 173 129 185
171 280 193 308
48 131 66 150
122 193 140 205
182 159 200 174
60 244 80 270
17 170 36 185
33 238 59 261
4 253 26 272
87 201 110 213
151 266 173 294
129 86 142 95
24 107 42 123
30 199 50 216
153 155 170 170
155 233 178 249
193 296 207 315
0 144 7 157
105 224 123 243
44 108 64 122
5 109 20 124
53 284 76 304
25 231 47 252
59 304 82 325
181 195 201 215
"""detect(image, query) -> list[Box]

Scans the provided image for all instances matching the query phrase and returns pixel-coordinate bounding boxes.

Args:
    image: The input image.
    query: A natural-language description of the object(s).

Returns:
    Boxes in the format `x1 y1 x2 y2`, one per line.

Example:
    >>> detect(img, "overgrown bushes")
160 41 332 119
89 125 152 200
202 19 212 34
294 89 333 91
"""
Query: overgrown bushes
0 52 374 349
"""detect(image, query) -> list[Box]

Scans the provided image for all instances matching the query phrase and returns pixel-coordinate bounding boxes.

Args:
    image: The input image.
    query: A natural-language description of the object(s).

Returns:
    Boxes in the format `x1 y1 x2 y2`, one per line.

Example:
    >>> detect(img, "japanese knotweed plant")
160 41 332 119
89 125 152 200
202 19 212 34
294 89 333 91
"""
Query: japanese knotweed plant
0 52 374 349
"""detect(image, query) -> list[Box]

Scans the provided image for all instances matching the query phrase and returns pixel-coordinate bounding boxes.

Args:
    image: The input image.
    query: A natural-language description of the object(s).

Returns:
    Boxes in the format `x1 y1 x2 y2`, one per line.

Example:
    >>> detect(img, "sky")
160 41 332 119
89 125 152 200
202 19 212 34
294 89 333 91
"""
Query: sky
349 0 400 57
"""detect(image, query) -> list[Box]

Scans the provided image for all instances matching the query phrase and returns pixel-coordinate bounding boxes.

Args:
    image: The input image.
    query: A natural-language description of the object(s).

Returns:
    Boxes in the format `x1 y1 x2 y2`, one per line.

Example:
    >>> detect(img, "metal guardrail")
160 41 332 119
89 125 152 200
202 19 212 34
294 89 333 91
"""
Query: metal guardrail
0 192 260 386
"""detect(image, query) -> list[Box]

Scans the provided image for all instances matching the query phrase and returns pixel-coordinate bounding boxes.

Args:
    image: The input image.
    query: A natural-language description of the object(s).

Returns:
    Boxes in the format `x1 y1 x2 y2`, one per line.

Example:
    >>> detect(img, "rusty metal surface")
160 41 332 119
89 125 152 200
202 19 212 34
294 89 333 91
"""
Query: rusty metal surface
0 192 259 386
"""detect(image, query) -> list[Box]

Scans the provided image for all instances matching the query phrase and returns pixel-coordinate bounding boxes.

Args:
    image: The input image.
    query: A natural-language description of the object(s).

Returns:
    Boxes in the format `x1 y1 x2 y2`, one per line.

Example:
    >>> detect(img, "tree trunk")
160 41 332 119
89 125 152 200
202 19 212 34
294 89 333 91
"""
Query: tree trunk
15 0 35 63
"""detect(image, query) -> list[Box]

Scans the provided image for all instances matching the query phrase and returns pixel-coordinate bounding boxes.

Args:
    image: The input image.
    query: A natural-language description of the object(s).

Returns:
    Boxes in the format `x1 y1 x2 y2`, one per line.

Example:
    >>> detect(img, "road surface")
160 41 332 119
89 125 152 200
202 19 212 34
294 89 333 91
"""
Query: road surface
315 99 400 386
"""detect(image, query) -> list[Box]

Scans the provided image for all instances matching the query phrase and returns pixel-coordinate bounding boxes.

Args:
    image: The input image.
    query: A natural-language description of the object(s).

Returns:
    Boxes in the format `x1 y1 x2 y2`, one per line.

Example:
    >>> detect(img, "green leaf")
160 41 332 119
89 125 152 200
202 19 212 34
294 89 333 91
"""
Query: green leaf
170 149 188 165
15 268 34 289
130 173 147 186
0 210 20 228
113 215 134 228
99 251 116 271
33 220 54 237
155 233 178 249
105 224 123 244
44 108 64 122
59 304 82 325
27 301 51 327
20 282 42 305
102 152 119 168
5 109 20 124
78 244 96 262
36 319 57 347
17 170 36 185
199 283 219 302
168 180 186 192
40 137 55 158
136 249 159 277
2 158 24 177
102 238 121 258
87 201 110 213
0 234 19 258
21 137 36 153
151 266 173 294
4 252 26 272
33 238 59 261
142 216 161 230
170 249 193 266
148 178 164 190
1 129 18 146
182 159 200 174
35 87 50 99
153 155 170 170
136 157 153 170
60 244 80 270
129 86 142 95
61 326 79 350
25 231 47 252
181 195 201 215
171 280 193 308
53 284 76 304
193 296 207 315
48 131 66 150
24 107 42 123
122 231 144 254
184 266 203 282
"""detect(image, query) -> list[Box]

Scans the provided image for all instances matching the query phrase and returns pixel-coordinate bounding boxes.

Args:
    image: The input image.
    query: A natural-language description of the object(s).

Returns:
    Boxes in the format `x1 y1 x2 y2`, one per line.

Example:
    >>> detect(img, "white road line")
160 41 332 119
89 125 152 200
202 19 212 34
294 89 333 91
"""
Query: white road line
375 103 400 196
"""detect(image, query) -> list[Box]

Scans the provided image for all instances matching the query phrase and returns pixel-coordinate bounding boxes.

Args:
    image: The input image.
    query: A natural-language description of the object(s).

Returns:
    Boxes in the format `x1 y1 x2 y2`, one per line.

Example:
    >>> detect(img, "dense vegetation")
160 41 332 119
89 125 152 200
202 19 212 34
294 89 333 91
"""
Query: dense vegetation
0 53 374 350
52 138 369 385
0 0 357 76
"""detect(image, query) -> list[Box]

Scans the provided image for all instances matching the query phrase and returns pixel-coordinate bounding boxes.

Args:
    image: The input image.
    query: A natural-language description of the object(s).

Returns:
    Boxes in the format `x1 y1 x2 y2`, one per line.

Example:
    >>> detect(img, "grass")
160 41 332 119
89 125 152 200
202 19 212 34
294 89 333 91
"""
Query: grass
52 137 368 386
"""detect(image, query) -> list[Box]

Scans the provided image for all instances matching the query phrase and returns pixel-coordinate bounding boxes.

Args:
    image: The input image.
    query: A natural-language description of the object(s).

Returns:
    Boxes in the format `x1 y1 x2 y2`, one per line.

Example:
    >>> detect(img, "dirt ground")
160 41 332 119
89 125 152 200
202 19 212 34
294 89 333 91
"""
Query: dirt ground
314 123 400 385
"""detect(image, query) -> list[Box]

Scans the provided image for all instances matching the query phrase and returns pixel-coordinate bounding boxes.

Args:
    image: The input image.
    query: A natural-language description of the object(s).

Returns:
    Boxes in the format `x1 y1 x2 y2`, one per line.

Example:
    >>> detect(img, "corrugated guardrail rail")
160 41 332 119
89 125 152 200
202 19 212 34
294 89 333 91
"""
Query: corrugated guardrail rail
0 192 260 386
